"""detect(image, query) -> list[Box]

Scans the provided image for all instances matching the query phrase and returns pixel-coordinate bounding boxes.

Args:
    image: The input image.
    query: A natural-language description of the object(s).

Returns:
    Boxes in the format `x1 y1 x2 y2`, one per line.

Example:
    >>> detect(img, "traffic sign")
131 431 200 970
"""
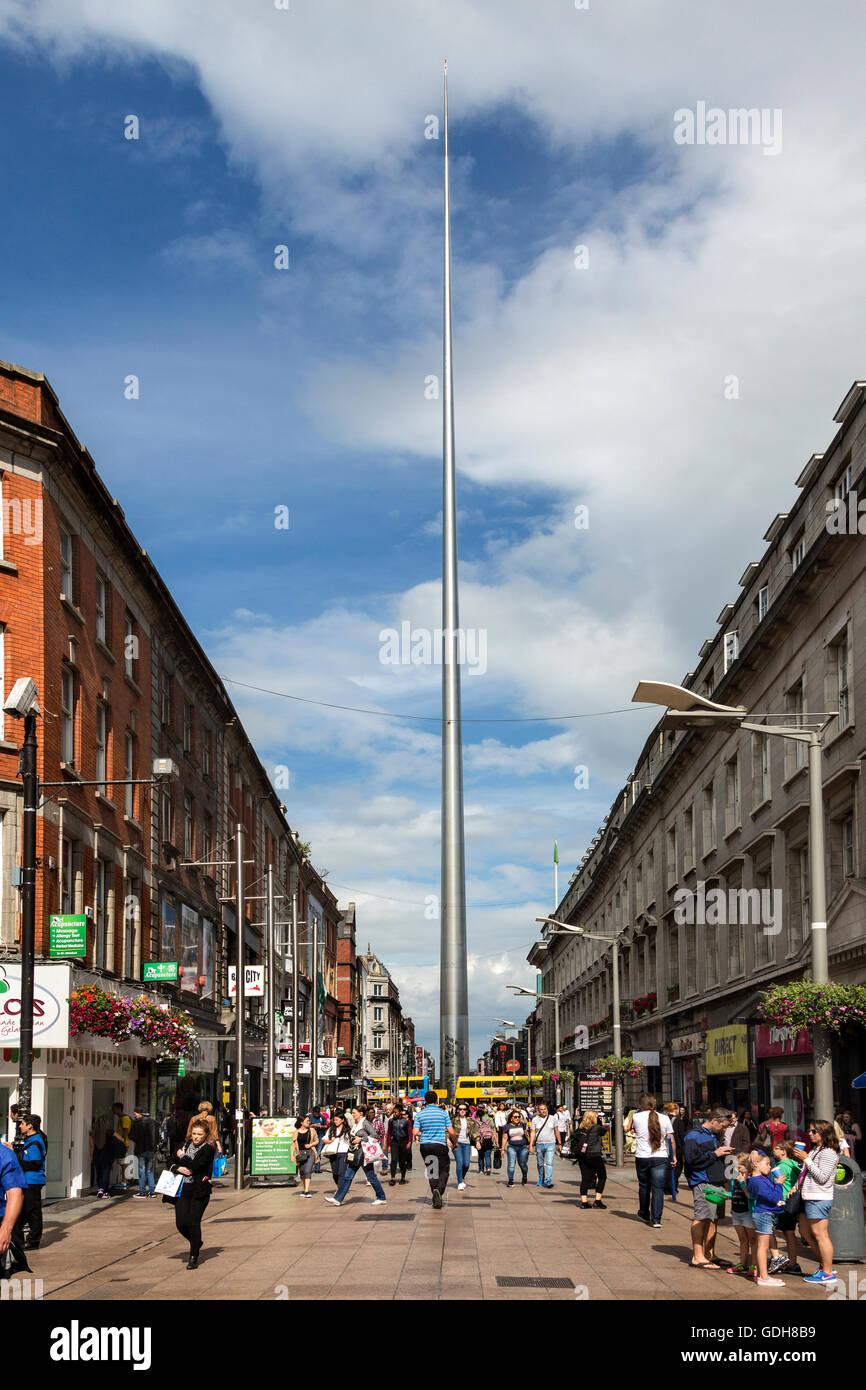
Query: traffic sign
49 914 87 958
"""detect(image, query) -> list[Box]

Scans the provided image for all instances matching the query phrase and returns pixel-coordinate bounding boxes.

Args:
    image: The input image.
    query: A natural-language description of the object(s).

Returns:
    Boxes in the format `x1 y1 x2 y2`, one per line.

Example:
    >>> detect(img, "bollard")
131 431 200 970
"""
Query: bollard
828 1156 865 1262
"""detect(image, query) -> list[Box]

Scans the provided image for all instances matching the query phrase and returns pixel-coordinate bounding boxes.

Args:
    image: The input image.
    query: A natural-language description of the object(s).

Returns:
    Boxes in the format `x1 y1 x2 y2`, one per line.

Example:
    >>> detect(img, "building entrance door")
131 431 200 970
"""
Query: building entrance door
45 1080 72 1199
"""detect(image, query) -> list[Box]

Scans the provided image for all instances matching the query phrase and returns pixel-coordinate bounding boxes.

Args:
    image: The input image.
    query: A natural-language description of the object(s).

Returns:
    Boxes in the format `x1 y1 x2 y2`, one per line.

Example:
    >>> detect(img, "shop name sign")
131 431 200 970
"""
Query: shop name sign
706 1026 749 1076
756 1024 813 1058
143 961 179 982
228 966 264 997
49 914 87 958
0 963 71 1047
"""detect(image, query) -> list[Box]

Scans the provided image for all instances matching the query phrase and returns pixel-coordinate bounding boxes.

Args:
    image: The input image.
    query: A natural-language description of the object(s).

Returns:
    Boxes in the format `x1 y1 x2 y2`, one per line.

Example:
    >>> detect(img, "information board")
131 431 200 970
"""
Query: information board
578 1071 614 1114
251 1116 297 1175
49 914 87 958
143 961 179 982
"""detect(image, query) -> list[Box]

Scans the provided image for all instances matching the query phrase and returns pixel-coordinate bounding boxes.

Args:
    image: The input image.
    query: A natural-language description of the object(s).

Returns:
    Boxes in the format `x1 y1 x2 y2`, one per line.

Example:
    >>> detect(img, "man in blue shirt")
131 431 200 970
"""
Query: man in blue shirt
15 1113 46 1249
683 1107 733 1269
413 1092 456 1209
0 1140 26 1274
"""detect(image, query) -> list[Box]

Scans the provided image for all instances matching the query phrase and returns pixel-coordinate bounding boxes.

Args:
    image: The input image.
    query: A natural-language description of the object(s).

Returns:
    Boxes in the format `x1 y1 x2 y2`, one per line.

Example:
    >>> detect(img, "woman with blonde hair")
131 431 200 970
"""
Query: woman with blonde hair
574 1111 607 1209
194 1101 221 1150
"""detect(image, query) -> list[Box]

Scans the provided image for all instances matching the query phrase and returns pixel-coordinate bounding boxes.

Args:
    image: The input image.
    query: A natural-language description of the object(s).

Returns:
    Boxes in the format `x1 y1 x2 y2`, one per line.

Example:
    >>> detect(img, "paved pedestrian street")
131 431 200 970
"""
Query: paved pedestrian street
28 1160 842 1303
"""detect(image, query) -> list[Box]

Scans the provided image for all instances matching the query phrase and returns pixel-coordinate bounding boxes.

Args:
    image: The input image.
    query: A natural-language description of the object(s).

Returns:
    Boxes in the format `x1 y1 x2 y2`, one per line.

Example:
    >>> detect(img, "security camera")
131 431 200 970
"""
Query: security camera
3 677 39 719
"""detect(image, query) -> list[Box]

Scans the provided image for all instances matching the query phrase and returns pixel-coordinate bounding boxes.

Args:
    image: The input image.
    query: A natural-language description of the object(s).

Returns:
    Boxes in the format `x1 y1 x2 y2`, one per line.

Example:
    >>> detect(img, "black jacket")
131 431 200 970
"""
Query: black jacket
572 1123 604 1159
130 1115 159 1152
170 1141 215 1197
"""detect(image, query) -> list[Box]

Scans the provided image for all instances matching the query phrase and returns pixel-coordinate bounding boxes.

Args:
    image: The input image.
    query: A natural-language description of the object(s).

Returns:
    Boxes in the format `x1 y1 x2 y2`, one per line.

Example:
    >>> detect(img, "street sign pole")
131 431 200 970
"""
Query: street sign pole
234 822 246 1191
312 912 319 1110
291 890 299 1119
266 864 276 1116
16 709 38 1137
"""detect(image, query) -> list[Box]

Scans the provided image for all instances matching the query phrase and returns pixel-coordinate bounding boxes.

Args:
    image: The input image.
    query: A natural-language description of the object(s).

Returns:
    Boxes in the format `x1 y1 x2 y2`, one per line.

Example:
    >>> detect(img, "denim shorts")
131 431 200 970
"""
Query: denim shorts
752 1209 776 1235
732 1211 755 1229
804 1199 833 1221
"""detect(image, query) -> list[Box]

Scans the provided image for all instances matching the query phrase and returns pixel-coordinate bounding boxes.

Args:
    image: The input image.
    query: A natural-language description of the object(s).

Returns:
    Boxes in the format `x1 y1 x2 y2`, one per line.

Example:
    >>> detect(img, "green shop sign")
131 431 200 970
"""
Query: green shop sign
143 961 179 982
49 914 87 958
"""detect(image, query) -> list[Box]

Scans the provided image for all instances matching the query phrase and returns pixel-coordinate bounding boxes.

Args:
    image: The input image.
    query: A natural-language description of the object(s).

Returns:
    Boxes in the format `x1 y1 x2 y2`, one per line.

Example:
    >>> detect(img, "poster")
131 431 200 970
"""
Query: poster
251 1116 296 1175
578 1072 614 1113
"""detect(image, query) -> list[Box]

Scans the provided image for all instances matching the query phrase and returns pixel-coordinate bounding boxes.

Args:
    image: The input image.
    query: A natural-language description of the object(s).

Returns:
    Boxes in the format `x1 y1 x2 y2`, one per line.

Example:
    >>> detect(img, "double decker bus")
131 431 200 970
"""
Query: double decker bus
365 1075 431 1103
452 1075 544 1107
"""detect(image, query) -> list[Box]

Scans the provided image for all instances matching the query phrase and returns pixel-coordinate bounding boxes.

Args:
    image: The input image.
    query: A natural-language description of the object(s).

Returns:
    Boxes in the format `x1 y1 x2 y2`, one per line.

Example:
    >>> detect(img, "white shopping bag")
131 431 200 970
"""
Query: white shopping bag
155 1169 183 1198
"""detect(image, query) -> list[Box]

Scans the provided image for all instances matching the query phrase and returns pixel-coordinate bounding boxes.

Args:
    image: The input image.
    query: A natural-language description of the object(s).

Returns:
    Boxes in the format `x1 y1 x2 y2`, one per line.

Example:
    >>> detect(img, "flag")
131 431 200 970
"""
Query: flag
553 841 559 865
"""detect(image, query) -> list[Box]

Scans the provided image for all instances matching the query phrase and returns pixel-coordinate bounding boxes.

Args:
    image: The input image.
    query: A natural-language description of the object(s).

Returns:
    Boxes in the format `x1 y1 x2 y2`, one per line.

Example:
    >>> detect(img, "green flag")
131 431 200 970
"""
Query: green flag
553 840 559 865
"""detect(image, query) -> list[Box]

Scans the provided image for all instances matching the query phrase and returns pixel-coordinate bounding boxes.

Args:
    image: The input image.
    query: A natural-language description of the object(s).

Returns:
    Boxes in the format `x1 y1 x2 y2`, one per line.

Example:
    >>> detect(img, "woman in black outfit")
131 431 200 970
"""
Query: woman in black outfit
170 1117 215 1269
573 1110 607 1209
664 1102 686 1184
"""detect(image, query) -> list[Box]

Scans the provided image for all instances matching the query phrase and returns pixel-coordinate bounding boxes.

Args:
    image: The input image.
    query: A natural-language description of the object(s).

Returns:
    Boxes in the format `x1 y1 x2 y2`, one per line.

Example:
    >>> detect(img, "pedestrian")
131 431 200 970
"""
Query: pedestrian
169 1117 215 1270
501 1108 530 1188
756 1107 788 1152
746 1148 786 1287
13 1114 46 1250
769 1139 806 1276
413 1091 456 1210
196 1101 221 1149
110 1101 132 1190
90 1109 114 1199
493 1102 509 1149
798 1119 839 1284
130 1106 159 1199
627 1094 675 1229
321 1111 352 1189
554 1103 571 1157
0 1141 27 1279
453 1102 480 1190
726 1152 757 1276
740 1108 758 1143
380 1100 395 1177
837 1109 862 1165
309 1105 328 1174
6 1104 19 1145
573 1111 607 1209
325 1105 387 1207
664 1102 685 1184
292 1113 317 1197
528 1101 561 1189
728 1108 754 1154
683 1107 734 1269
476 1108 496 1176
386 1103 412 1186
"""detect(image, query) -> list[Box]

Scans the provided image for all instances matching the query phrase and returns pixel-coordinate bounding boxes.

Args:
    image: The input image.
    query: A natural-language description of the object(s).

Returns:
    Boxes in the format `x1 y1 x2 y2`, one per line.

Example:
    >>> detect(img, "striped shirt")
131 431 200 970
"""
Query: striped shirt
414 1105 450 1143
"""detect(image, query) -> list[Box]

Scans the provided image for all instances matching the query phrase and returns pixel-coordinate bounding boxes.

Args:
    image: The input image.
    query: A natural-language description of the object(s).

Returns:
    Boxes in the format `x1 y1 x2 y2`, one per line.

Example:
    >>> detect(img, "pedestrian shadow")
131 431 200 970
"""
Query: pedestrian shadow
198 1246 224 1264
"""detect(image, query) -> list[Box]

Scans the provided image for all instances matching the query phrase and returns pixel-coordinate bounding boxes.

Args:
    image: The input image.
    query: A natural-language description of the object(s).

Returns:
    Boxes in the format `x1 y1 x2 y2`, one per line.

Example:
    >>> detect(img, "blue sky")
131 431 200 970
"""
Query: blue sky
3 0 866 1066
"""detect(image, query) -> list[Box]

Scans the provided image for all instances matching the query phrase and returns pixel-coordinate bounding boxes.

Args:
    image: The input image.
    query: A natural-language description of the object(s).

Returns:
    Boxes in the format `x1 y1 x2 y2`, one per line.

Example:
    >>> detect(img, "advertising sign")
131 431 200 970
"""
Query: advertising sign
317 1057 337 1077
0 963 71 1047
578 1072 614 1113
143 961 179 982
251 1116 296 1175
228 966 264 997
633 1050 661 1068
49 914 87 958
755 1025 813 1059
706 1026 749 1075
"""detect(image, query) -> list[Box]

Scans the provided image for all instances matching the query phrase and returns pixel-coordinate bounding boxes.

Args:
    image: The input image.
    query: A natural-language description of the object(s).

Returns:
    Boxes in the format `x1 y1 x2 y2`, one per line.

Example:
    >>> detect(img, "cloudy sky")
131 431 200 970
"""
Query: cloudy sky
2 0 866 1068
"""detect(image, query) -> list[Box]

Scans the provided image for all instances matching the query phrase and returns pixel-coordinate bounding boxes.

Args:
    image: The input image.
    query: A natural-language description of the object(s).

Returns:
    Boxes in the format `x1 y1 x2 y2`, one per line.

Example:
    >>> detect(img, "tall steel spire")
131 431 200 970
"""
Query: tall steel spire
440 59 469 1094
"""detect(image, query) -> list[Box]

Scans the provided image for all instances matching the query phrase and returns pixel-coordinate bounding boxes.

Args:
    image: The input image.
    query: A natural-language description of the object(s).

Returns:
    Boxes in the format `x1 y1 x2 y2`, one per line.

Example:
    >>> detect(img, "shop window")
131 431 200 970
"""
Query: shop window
702 782 716 854
785 679 807 774
725 754 740 835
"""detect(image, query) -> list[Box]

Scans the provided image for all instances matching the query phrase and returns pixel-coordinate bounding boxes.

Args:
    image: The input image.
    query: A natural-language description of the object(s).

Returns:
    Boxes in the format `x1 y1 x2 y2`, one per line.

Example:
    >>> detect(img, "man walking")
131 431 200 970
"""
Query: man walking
683 1107 733 1269
15 1114 46 1249
555 1103 571 1156
413 1091 456 1209
529 1101 561 1188
130 1106 159 1198
111 1101 132 1190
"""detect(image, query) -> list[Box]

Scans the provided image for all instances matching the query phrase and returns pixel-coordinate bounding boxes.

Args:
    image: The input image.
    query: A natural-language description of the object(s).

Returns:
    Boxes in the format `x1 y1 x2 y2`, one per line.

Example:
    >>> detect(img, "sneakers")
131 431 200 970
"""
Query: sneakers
324 1196 342 1206
303 1192 313 1199
651 1221 662 1228
399 1178 407 1184
803 1270 838 1283
457 1182 466 1190
371 1198 387 1206
593 1200 607 1210
521 1174 528 1185
786 1265 803 1275
389 1179 397 1187
768 1254 789 1274
544 1182 554 1188
756 1277 785 1287
432 1189 443 1209
133 1193 148 1200
507 1180 514 1187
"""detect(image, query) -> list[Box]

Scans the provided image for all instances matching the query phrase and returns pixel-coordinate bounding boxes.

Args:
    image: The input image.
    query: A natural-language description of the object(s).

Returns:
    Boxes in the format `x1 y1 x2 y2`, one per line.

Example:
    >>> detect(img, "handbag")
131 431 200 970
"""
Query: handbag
155 1168 183 1198
212 1155 228 1178
784 1161 807 1215
361 1139 384 1164
493 1147 502 1170
321 1138 339 1158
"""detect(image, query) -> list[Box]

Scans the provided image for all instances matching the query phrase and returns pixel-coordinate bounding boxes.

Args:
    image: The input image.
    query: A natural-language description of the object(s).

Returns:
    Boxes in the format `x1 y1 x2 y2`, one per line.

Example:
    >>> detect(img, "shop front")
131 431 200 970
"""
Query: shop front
705 1025 750 1113
670 1030 705 1112
755 1024 813 1146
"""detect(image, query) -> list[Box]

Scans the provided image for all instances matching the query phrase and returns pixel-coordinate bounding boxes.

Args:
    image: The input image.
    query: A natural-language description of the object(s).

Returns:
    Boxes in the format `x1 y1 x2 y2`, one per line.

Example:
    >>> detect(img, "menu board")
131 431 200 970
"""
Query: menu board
578 1072 614 1114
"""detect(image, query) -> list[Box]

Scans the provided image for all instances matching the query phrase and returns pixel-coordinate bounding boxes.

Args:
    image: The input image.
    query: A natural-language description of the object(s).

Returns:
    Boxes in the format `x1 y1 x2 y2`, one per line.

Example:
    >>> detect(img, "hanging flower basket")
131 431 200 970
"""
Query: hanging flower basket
594 1054 645 1079
758 979 866 1035
543 1069 575 1087
69 985 196 1059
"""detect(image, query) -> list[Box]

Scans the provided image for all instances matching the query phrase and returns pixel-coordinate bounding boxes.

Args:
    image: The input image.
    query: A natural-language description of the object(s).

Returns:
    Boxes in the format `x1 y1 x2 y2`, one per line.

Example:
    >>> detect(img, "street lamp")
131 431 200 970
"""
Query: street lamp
538 916 626 1165
495 1018 530 1101
508 983 562 1104
4 677 39 1145
633 678 835 1124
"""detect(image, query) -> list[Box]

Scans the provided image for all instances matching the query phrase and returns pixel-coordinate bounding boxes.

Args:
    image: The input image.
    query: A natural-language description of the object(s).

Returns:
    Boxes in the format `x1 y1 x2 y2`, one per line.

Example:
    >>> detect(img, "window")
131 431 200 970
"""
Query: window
705 922 719 988
785 680 807 772
666 824 677 887
94 860 107 968
683 806 694 869
183 701 193 754
160 670 172 726
61 667 75 765
373 1006 383 1022
636 859 643 907
843 815 855 878
203 811 213 869
835 633 851 728
59 527 73 600
124 732 135 818
0 624 5 742
373 983 383 997
834 458 853 502
755 868 773 967
792 847 809 955
161 786 174 845
723 629 739 672
686 923 697 994
702 781 716 853
728 881 744 977
373 1032 384 1049
95 575 107 646
758 585 769 622
706 670 715 699
725 754 740 834
668 925 679 998
124 877 140 979
791 532 806 571
202 727 211 778
646 847 654 903
95 703 107 797
751 732 771 806
61 836 73 914
184 794 194 862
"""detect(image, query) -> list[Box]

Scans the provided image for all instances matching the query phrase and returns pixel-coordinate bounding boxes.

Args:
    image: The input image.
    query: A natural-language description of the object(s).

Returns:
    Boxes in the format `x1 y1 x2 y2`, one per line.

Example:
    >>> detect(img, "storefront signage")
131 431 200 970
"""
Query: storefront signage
143 961 179 982
633 1050 661 1068
705 1026 749 1075
228 966 264 997
0 963 70 1047
49 914 87 958
318 1057 337 1076
578 1072 614 1113
672 1031 704 1056
755 1024 813 1058
251 1116 296 1175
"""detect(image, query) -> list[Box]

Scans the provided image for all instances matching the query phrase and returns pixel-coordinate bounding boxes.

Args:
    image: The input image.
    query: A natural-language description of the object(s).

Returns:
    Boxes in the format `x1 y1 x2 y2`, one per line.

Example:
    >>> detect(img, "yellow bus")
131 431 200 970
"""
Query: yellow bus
366 1075 431 1102
453 1075 544 1107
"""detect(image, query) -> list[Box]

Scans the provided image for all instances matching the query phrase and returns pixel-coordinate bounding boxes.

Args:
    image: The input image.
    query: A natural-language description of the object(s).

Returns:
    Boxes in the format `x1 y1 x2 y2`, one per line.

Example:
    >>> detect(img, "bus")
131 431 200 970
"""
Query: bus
365 1075 431 1103
452 1075 544 1107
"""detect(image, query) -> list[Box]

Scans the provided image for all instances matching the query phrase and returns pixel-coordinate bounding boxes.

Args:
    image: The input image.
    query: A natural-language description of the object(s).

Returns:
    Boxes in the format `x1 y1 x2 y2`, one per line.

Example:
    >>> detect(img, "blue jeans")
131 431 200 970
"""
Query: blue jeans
535 1143 556 1185
137 1152 155 1196
455 1142 473 1183
506 1144 528 1182
333 1158 386 1204
479 1143 493 1173
636 1156 669 1223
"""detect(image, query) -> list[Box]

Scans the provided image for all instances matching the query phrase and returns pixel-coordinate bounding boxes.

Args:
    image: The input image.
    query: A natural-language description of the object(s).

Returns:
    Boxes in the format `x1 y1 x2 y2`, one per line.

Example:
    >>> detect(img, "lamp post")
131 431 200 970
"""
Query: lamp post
537 916 625 1165
632 678 835 1124
507 984 561 1104
3 678 40 1142
497 1018 532 1103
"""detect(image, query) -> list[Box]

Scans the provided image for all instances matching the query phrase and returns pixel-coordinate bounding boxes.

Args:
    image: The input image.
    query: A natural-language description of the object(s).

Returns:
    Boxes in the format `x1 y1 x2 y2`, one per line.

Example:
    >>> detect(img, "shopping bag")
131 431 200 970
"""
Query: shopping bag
361 1139 384 1164
212 1155 228 1178
493 1148 502 1170
155 1168 183 1198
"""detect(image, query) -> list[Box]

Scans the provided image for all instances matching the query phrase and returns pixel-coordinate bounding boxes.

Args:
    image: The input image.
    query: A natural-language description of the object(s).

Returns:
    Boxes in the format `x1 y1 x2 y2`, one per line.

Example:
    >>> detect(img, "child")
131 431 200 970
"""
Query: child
770 1140 805 1275
747 1149 786 1286
726 1152 758 1275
